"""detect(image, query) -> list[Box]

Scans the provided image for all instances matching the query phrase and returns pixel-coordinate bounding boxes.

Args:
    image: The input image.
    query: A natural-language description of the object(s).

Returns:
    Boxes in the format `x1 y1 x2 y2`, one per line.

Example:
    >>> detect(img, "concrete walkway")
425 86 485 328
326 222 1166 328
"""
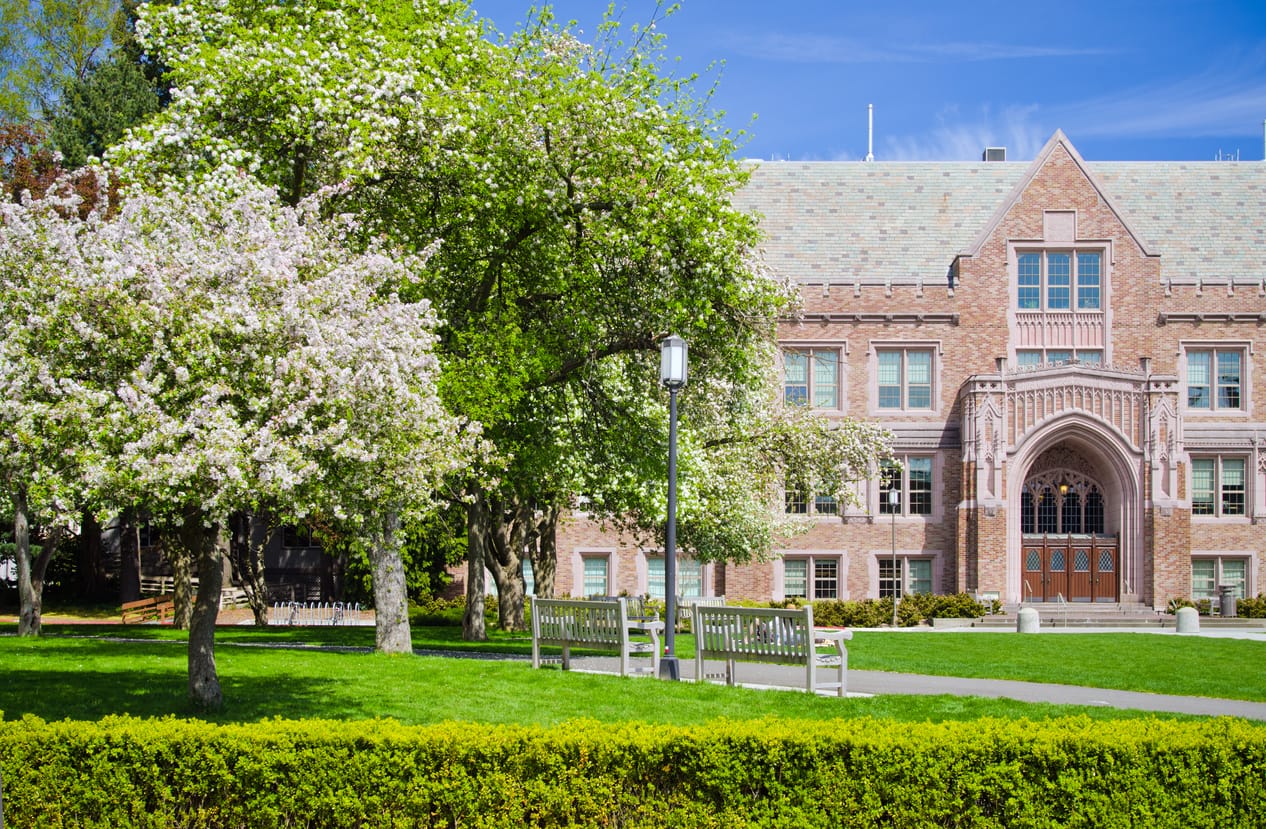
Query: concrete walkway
557 625 1266 721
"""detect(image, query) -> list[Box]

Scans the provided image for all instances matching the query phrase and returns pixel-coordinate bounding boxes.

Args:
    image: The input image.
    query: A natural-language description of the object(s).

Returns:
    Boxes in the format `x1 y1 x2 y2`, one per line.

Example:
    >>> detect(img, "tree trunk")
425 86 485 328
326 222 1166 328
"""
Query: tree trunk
118 511 141 604
529 503 560 599
14 491 36 636
185 511 225 710
369 509 411 654
14 492 61 637
462 492 488 642
485 495 528 632
230 513 271 626
168 525 195 629
78 510 106 599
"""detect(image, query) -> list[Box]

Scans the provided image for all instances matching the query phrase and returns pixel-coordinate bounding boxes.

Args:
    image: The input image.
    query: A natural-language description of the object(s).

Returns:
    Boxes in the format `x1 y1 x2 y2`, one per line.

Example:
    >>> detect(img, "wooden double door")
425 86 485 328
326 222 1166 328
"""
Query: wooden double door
1022 536 1119 603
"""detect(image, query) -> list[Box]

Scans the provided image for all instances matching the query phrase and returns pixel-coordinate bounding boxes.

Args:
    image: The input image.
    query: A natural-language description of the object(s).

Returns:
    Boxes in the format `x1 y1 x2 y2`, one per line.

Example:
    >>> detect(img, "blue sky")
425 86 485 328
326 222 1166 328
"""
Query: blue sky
469 0 1266 162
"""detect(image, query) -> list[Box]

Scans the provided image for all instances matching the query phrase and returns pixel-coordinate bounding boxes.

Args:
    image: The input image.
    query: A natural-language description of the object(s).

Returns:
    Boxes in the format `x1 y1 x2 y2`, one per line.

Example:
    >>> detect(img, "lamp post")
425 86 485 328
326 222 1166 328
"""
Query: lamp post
889 486 899 627
659 335 687 680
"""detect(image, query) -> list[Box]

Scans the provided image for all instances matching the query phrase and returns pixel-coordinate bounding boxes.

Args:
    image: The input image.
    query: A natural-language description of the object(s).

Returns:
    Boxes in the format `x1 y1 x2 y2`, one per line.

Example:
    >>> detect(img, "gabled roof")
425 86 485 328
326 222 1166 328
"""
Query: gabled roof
959 130 1155 259
735 132 1266 285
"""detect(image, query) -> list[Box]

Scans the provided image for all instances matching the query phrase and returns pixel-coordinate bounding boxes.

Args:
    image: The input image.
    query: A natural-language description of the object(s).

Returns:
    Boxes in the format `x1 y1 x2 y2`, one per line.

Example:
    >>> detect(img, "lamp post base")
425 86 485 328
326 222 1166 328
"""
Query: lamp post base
659 655 680 681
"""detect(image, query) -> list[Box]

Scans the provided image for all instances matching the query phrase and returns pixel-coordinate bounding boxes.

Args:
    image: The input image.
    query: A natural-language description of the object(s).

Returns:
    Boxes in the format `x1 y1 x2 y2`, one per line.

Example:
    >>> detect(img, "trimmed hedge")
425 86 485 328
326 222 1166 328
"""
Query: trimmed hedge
2 715 1264 827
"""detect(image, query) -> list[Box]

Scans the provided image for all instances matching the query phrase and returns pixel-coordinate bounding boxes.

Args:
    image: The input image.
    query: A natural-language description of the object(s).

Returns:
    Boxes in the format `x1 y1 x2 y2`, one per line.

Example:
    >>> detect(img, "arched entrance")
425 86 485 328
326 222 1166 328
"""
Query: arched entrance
1019 467 1118 602
1007 417 1143 606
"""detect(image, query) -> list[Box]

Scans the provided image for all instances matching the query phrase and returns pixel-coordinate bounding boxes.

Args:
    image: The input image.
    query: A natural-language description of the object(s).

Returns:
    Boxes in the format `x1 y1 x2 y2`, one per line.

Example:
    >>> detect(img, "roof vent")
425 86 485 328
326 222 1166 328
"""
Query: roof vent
983 147 1006 162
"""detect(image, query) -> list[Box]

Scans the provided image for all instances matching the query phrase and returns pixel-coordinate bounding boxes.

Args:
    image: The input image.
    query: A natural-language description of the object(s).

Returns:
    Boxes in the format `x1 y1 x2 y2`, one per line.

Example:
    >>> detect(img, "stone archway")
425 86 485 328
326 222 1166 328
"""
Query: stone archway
1007 413 1144 605
1018 452 1118 602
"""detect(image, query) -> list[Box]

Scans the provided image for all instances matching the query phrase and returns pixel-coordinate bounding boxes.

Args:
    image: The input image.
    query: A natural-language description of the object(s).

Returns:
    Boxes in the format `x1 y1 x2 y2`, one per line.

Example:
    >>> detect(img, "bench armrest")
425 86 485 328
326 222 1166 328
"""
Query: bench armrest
813 628 852 643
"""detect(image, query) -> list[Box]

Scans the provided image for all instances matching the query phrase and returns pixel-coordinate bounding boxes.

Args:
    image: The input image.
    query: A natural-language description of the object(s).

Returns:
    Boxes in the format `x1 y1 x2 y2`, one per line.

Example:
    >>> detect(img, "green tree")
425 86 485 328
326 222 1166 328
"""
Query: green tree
47 53 159 167
109 0 892 640
0 0 118 122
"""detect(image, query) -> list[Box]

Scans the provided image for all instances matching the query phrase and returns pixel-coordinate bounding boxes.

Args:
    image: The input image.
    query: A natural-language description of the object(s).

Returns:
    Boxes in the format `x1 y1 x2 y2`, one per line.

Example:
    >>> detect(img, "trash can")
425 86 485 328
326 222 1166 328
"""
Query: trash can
1218 585 1237 618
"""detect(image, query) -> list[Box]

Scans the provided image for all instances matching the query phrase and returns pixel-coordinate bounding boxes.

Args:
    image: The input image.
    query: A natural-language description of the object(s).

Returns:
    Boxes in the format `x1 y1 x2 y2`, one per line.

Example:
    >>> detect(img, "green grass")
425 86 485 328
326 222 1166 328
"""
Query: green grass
0 634 1209 726
28 622 1263 700
845 631 1266 701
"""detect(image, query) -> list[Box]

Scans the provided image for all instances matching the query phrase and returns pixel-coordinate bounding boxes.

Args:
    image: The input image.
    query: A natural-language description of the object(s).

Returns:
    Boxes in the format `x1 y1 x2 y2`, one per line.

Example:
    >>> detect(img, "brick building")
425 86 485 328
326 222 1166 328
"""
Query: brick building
548 131 1266 613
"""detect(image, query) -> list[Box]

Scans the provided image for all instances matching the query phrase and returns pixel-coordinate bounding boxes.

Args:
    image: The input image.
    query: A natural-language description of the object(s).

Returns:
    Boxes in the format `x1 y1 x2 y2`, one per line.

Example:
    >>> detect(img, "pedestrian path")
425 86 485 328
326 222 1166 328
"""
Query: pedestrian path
561 654 1266 719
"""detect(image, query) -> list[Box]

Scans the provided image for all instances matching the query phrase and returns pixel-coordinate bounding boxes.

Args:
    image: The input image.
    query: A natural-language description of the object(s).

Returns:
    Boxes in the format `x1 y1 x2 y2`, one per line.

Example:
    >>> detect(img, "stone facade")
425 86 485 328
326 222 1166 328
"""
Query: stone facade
550 131 1266 611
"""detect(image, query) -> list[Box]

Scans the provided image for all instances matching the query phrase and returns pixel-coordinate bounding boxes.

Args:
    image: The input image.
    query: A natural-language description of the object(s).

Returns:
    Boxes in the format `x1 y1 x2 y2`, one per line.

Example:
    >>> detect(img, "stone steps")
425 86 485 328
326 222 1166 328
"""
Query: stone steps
973 603 1266 629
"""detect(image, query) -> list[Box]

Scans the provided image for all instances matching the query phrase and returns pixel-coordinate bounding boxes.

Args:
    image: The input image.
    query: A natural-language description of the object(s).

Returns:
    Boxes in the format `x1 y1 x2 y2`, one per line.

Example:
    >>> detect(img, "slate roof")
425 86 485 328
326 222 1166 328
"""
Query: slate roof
1093 162 1266 283
734 154 1266 285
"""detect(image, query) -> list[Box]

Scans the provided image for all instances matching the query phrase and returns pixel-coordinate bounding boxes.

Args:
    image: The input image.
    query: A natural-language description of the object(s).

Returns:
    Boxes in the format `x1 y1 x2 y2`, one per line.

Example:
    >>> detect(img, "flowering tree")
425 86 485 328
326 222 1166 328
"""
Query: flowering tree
107 0 893 639
0 174 467 704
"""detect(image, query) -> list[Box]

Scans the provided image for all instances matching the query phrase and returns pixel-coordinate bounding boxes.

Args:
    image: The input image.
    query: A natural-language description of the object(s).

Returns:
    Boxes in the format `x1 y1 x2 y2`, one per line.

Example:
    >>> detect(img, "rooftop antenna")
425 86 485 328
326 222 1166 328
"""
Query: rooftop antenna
1262 119 1265 161
866 104 875 162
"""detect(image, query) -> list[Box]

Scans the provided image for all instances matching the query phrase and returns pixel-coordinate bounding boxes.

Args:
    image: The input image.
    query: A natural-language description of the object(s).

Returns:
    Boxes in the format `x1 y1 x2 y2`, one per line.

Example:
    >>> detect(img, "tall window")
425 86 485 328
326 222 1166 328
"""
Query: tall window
879 558 932 599
1190 457 1246 517
582 556 608 596
1192 557 1248 603
877 348 933 410
880 457 933 516
648 557 703 599
783 555 840 600
1016 250 1102 311
784 348 840 409
1186 348 1243 410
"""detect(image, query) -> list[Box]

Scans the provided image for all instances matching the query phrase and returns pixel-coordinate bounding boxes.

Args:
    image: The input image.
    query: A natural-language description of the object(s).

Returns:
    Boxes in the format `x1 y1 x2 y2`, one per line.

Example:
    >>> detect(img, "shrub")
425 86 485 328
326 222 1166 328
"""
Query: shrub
409 595 499 627
1167 597 1195 614
2 715 1265 828
812 594 987 628
1237 594 1266 618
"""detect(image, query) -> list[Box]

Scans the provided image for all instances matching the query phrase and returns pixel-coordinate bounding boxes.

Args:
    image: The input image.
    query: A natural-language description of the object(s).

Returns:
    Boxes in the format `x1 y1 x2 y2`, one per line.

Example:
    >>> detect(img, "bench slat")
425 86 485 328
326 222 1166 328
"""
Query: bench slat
693 605 851 696
531 598 663 677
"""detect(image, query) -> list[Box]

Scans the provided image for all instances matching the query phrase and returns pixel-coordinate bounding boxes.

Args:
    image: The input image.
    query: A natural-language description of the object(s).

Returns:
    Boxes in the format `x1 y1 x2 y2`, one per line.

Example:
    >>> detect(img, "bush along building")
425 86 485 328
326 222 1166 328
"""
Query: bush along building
551 131 1266 614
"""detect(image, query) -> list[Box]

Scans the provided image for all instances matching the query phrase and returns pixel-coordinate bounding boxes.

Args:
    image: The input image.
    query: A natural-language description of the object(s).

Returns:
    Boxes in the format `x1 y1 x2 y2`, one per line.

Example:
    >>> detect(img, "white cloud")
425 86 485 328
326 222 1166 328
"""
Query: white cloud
1052 49 1266 139
881 106 1049 161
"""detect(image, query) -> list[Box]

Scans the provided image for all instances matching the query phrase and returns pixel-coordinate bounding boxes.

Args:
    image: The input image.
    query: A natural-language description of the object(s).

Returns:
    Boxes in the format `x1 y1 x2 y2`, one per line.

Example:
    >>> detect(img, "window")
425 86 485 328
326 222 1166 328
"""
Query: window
879 457 933 516
1020 481 1106 534
1016 349 1102 367
1186 348 1244 411
879 558 933 599
137 522 160 549
582 556 608 596
783 348 840 409
877 347 933 410
1192 557 1249 603
784 484 808 515
1190 457 1246 517
647 557 703 600
1016 250 1102 311
783 555 840 600
785 481 839 517
283 525 318 548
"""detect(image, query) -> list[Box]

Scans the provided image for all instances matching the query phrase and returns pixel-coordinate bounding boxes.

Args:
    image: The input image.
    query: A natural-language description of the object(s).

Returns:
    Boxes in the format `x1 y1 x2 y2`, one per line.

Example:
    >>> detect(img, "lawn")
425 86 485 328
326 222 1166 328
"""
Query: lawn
0 633 1200 725
27 621 1265 700
1 623 1264 725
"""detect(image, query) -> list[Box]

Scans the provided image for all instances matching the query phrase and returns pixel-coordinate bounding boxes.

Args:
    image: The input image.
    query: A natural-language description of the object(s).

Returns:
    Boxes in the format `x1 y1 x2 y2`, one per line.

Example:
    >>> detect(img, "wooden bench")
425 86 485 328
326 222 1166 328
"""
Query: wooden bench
677 595 726 629
142 576 249 609
121 594 175 624
531 597 664 677
691 604 851 696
